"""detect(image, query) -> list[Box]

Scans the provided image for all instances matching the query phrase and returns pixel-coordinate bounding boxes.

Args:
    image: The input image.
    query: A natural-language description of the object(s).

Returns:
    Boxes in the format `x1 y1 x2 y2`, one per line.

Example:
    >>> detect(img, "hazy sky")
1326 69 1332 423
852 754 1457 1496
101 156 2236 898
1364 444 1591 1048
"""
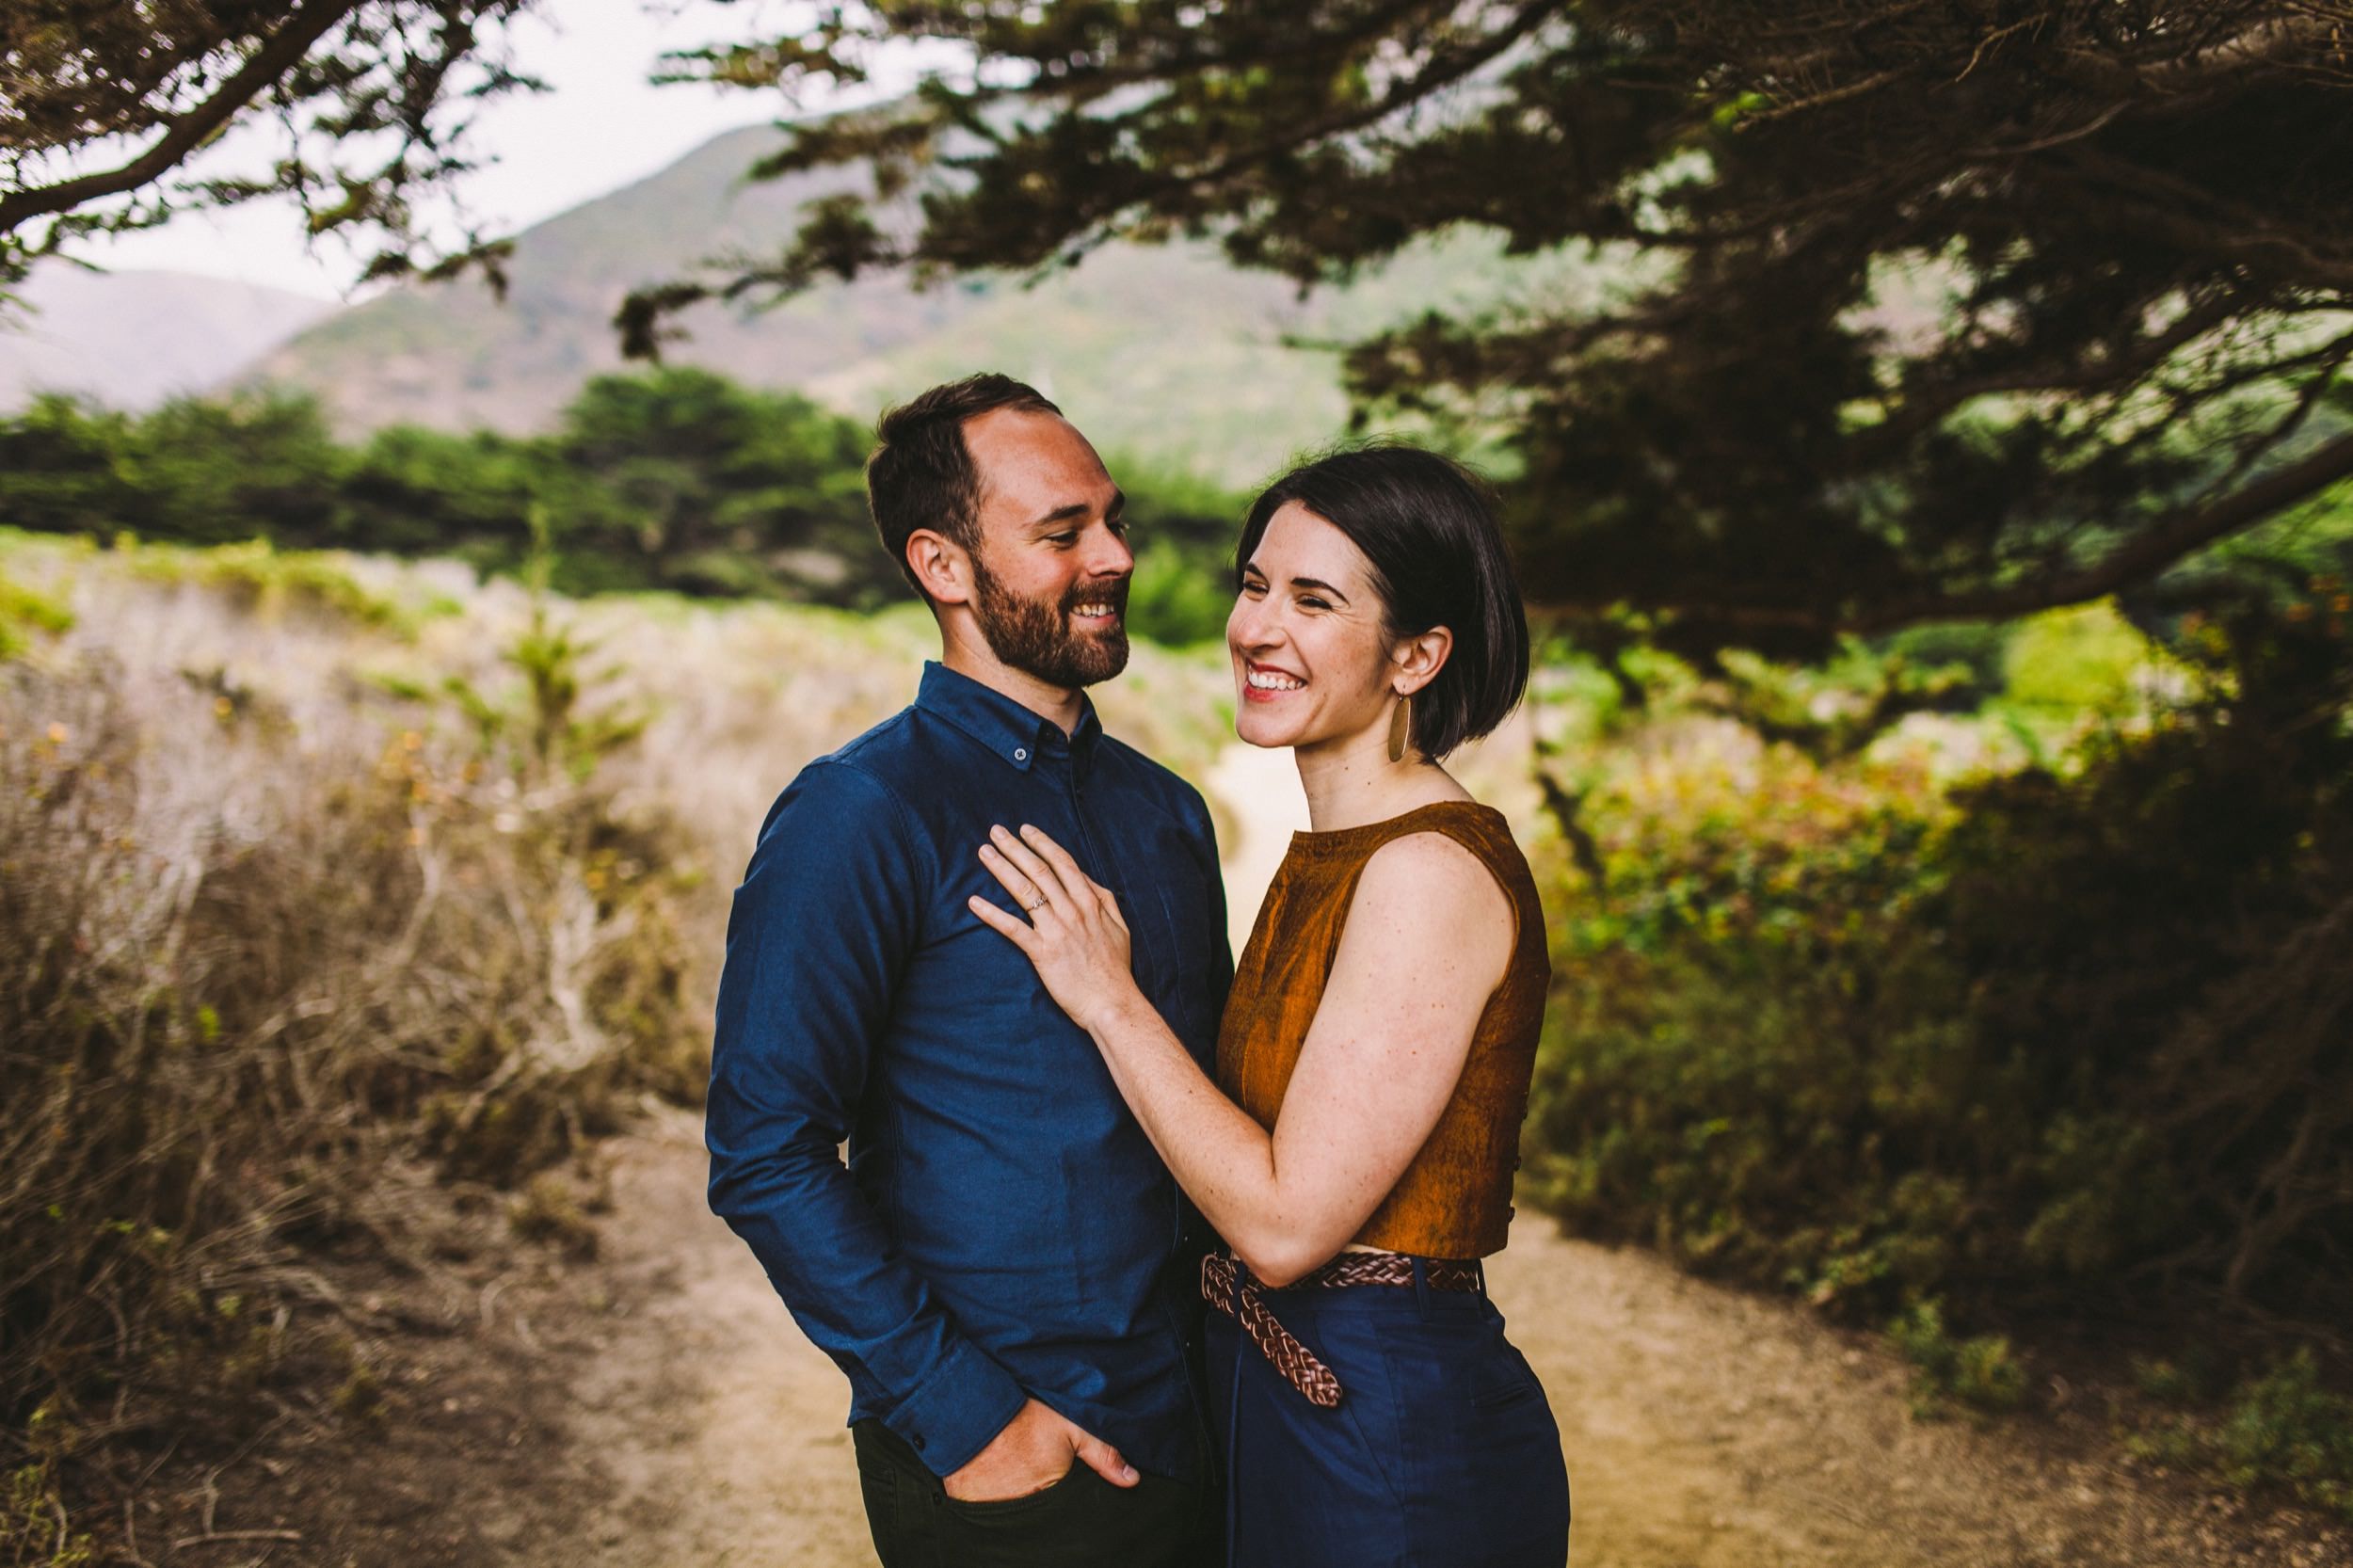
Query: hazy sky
81 0 959 299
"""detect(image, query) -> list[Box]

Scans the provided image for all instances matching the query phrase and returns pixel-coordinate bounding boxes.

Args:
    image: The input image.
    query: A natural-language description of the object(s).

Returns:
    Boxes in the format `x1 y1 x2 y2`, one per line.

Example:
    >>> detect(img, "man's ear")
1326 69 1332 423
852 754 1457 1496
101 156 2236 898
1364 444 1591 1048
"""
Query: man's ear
906 529 975 607
1391 625 1453 697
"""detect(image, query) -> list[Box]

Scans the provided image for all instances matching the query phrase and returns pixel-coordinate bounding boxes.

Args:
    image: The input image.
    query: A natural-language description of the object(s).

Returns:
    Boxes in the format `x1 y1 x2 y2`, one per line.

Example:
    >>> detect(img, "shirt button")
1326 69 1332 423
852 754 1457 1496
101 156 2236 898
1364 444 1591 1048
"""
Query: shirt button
912 1433 926 1451
1013 747 1028 761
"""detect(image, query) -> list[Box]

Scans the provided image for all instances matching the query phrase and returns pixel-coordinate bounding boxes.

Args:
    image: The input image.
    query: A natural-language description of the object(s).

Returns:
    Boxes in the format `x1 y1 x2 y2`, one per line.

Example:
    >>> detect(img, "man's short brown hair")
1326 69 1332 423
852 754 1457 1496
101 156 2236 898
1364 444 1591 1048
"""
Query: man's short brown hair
866 374 1062 597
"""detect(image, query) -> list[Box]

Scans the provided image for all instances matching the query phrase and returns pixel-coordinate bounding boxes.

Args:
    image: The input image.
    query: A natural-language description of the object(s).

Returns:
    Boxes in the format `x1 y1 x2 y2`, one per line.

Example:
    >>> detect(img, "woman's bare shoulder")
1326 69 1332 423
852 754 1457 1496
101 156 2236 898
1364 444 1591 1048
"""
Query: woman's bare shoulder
1341 826 1514 970
1358 822 1507 900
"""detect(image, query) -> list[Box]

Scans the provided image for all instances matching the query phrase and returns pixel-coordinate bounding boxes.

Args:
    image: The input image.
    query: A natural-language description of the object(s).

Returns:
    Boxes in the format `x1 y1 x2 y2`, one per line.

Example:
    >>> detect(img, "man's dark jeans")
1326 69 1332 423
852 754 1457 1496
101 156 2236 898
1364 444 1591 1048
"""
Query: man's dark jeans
852 1419 1220 1568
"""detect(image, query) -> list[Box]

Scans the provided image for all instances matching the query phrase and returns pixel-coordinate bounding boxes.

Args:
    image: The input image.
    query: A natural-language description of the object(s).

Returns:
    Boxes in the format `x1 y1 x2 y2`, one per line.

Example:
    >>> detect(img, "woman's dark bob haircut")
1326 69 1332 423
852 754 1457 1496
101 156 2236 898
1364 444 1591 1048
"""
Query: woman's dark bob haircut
1237 443 1529 761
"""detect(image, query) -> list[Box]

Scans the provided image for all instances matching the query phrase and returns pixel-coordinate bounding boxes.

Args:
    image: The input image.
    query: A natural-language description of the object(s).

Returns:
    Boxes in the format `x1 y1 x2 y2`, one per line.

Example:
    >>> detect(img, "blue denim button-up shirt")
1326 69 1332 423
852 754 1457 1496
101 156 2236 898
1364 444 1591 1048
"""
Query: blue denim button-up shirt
707 661 1231 1481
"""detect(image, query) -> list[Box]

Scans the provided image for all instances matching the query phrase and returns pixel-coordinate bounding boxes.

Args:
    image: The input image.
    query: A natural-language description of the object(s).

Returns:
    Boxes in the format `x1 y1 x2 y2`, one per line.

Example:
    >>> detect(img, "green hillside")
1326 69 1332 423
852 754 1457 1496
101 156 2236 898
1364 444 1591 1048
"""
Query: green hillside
253 125 1592 486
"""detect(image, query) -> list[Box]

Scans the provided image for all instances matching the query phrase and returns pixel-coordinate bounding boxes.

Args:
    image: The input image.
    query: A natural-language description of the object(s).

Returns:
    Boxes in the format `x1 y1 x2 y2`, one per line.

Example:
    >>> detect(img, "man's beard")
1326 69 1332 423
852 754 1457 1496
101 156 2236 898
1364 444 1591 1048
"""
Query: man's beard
968 549 1131 689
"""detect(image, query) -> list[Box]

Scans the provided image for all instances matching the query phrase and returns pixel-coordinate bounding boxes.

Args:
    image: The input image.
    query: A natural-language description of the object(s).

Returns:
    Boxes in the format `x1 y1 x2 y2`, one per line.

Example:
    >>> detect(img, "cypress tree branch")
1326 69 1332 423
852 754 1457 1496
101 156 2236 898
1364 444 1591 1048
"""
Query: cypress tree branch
1582 427 2353 637
0 0 368 232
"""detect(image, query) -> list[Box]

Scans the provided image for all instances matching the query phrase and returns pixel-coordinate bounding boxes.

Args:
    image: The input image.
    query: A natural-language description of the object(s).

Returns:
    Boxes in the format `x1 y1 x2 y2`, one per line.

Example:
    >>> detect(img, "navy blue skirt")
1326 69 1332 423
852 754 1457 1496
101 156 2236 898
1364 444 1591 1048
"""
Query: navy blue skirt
1207 1258 1571 1568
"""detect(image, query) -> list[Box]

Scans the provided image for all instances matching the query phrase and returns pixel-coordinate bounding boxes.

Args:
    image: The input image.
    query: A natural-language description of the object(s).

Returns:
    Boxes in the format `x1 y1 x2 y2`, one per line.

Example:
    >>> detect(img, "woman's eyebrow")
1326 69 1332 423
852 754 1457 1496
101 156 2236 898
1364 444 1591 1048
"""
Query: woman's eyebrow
1238 561 1351 604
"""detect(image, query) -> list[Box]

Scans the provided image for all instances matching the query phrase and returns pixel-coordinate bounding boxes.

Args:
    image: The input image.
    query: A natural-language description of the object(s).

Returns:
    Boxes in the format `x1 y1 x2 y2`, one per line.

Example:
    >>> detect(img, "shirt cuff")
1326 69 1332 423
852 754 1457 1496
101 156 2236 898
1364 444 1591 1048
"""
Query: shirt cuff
882 1337 1029 1478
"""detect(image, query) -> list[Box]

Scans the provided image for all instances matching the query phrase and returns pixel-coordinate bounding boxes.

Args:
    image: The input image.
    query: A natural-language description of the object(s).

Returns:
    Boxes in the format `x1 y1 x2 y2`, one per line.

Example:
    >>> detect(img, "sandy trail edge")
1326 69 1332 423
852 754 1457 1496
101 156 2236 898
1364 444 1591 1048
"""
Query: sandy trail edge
493 744 2344 1568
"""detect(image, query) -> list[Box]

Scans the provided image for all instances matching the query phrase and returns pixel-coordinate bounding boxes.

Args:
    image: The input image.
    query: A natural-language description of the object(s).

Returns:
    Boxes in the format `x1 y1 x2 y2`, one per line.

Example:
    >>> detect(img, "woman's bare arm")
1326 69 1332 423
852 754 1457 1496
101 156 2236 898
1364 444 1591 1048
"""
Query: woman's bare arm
971 823 1511 1287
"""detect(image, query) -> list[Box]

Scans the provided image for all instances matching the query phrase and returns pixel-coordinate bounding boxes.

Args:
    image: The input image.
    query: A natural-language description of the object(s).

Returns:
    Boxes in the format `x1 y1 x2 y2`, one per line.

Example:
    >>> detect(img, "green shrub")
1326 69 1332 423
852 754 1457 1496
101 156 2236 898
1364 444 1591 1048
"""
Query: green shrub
1868 620 2012 704
2212 1352 2353 1515
2130 1350 2353 1520
1127 536 1234 647
1999 600 2160 714
0 572 72 661
441 602 651 784
2 1460 93 1567
1523 740 1974 1307
119 536 408 632
1888 1300 2027 1416
1525 580 2353 1326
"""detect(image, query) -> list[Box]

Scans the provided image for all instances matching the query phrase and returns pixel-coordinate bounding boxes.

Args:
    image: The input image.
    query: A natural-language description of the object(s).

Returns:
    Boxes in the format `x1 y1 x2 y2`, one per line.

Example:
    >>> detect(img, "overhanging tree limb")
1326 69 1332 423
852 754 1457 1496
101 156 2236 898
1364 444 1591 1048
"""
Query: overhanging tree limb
1598 427 2353 637
3 0 538 294
0 0 367 233
1867 428 2353 626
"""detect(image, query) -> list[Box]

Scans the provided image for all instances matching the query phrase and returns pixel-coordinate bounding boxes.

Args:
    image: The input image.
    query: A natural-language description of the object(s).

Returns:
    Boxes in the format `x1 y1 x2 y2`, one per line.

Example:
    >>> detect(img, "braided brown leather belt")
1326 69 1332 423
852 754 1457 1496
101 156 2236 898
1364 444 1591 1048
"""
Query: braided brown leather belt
1200 1251 1482 1408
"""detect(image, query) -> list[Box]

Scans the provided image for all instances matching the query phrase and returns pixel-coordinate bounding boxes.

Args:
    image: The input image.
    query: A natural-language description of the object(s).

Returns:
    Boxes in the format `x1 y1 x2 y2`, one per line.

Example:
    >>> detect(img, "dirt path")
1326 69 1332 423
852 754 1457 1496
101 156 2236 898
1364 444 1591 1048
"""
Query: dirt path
472 1110 2341 1568
447 746 2343 1568
521 1112 878 1568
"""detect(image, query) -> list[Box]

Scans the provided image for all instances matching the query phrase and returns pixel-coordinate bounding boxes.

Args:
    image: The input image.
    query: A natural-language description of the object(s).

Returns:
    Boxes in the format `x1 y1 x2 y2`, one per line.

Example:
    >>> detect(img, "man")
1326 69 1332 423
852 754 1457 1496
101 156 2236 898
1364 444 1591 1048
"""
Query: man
706 374 1231 1566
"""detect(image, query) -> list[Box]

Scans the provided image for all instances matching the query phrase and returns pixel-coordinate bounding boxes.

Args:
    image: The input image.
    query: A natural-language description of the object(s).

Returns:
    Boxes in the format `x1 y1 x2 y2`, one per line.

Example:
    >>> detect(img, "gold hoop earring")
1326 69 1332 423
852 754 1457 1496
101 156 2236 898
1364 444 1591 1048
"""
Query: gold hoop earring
1386 693 1412 763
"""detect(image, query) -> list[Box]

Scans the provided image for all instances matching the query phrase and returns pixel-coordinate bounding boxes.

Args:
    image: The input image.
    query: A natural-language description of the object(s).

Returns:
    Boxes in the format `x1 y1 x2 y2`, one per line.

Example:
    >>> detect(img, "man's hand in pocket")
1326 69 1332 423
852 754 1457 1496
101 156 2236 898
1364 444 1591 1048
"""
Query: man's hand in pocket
942 1399 1141 1503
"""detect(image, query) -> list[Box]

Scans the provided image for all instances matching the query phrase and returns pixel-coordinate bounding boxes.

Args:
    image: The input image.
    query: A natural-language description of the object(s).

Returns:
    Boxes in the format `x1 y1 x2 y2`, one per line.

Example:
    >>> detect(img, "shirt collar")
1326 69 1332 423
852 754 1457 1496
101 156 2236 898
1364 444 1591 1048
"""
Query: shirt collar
916 661 1102 775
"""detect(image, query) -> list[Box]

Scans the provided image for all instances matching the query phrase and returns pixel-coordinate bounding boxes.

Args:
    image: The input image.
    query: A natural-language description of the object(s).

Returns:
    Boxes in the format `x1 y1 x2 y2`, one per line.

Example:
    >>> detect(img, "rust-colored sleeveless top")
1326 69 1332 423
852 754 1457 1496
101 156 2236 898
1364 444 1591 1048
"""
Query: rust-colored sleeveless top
1215 800 1550 1259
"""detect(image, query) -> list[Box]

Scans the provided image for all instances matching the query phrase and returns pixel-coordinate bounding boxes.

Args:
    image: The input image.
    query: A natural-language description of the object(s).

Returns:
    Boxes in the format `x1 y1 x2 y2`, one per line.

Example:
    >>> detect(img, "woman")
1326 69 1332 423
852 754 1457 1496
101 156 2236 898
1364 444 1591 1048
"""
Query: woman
967 444 1570 1567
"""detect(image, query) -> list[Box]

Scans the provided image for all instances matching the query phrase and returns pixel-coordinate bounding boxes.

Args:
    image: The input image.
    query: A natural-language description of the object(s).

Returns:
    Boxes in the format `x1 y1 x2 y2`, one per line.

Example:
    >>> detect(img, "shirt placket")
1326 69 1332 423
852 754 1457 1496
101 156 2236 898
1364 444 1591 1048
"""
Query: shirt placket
1033 728 1116 935
1062 736 1212 1446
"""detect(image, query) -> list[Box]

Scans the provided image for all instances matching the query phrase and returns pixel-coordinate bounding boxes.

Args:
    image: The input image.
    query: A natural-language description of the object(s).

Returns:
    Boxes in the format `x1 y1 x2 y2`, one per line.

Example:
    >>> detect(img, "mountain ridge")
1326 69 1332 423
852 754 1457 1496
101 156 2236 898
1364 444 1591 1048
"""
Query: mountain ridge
248 124 1585 484
1 267 337 414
